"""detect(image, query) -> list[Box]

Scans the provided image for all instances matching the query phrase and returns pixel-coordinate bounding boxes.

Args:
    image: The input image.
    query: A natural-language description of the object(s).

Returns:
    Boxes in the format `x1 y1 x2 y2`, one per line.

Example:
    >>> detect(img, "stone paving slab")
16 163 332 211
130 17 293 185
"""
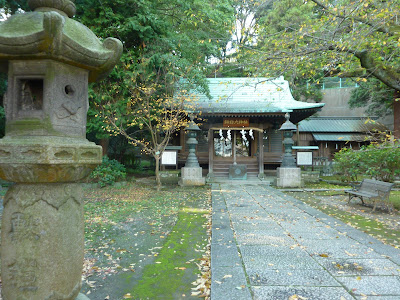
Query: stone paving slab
233 222 282 231
277 221 329 232
318 258 400 276
252 286 353 300
211 266 252 300
211 227 235 245
242 252 324 271
248 268 341 287
289 229 347 240
211 243 242 267
355 297 400 299
211 182 400 299
304 242 383 260
229 212 273 221
239 244 311 258
337 275 400 296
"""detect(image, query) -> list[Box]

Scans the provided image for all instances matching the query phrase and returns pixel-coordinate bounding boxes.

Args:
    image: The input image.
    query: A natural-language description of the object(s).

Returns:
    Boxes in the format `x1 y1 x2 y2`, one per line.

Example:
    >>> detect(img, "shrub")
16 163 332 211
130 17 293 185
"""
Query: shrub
361 143 400 182
334 142 400 182
90 156 126 187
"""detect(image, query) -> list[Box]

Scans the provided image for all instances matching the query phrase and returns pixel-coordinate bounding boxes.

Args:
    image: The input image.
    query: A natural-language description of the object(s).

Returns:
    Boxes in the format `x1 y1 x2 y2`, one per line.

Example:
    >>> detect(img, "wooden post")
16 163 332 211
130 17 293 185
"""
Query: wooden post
393 91 400 140
258 127 264 177
180 128 186 152
233 130 237 165
208 128 213 175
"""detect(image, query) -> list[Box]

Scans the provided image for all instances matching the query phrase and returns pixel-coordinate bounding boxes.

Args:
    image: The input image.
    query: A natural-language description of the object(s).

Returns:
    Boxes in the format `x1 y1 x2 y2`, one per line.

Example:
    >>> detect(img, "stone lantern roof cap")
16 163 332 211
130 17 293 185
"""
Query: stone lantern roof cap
279 113 297 131
0 1 123 82
186 121 201 131
28 0 76 18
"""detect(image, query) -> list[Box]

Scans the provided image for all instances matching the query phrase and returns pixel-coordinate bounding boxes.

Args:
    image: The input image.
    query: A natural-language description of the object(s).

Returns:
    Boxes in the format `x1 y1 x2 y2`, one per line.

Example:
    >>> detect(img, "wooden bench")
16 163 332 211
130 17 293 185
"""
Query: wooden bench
345 179 394 212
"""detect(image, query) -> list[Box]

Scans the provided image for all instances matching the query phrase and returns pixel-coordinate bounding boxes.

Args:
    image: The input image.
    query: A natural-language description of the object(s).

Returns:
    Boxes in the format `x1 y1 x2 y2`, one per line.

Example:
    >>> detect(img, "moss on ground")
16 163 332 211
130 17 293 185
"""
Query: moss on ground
81 181 211 299
125 209 209 299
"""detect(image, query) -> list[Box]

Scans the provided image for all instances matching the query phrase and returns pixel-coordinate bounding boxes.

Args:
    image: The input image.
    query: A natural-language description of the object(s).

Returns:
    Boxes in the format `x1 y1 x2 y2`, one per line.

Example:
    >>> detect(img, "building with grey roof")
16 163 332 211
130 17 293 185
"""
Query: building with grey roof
296 117 387 159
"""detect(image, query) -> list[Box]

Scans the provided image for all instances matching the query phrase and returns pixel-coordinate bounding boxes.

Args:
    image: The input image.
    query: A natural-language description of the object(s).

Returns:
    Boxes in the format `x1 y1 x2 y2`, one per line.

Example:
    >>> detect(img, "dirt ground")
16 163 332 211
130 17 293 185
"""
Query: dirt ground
315 193 400 230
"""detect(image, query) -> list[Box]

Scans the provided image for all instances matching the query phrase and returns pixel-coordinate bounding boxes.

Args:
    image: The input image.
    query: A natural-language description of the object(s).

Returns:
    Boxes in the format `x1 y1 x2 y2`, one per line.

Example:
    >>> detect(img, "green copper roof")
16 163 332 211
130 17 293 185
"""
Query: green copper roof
190 77 324 114
312 133 367 142
298 117 387 133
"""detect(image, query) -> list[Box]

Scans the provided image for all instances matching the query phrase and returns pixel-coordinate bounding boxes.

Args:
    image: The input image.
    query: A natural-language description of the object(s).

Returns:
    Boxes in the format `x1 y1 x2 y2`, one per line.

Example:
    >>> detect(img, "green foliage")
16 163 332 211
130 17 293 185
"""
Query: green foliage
291 81 323 103
1 0 29 14
334 143 400 182
75 0 235 142
333 148 363 182
349 78 395 117
90 156 126 187
242 0 400 93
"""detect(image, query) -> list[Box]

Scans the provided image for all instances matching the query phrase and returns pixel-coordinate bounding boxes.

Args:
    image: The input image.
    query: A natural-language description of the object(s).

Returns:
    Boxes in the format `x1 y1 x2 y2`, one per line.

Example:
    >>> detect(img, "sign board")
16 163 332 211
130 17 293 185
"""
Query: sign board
223 118 249 127
161 150 177 165
297 151 313 166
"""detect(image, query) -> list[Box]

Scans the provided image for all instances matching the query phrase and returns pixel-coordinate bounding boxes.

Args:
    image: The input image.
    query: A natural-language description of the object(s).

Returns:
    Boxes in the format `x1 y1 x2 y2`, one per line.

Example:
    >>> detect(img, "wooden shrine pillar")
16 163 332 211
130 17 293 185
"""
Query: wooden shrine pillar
208 128 213 175
258 127 264 177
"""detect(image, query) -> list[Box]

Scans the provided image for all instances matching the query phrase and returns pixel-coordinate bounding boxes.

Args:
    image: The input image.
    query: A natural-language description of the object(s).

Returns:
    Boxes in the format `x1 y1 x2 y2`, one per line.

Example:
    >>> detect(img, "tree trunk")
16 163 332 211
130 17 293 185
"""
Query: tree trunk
393 91 400 140
99 138 110 156
155 155 161 191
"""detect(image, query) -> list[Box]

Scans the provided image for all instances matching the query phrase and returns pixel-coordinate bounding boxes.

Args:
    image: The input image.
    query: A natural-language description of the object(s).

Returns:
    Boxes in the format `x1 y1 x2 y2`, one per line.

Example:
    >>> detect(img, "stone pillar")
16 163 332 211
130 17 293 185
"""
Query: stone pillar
0 1 122 299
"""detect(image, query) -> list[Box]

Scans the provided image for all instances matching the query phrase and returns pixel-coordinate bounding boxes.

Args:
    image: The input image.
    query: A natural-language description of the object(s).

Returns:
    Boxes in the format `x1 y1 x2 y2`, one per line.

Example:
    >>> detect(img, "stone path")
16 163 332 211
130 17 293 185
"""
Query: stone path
211 182 400 300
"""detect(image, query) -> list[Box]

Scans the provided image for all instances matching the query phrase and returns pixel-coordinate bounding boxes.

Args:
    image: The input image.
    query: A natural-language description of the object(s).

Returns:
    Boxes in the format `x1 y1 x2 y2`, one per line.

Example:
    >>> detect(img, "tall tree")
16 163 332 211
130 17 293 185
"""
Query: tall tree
251 0 400 88
349 78 395 117
246 0 399 92
103 68 198 190
74 0 234 137
74 0 235 184
216 0 273 77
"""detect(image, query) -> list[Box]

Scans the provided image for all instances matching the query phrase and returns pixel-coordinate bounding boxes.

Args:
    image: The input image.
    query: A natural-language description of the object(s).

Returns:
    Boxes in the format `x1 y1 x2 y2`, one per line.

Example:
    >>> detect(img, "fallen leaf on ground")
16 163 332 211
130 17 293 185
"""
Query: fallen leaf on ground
289 294 308 300
345 250 357 257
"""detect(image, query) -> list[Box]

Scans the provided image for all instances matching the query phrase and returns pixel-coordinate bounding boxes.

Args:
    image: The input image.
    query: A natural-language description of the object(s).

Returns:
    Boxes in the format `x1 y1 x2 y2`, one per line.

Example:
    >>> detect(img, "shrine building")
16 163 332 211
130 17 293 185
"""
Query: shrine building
173 77 325 178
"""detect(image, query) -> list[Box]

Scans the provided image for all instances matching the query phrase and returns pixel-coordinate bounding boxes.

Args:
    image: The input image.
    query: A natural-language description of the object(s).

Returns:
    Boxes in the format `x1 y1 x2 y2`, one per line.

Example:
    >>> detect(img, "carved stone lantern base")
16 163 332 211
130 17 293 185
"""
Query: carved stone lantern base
179 167 205 186
0 137 101 299
0 136 101 182
1 183 84 299
276 167 302 188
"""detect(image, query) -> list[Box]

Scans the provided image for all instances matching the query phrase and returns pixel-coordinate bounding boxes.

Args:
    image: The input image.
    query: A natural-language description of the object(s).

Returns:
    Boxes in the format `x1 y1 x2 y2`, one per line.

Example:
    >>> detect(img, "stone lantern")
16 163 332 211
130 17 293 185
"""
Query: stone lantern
184 118 201 168
179 117 205 186
276 113 302 187
0 1 122 299
279 112 297 168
